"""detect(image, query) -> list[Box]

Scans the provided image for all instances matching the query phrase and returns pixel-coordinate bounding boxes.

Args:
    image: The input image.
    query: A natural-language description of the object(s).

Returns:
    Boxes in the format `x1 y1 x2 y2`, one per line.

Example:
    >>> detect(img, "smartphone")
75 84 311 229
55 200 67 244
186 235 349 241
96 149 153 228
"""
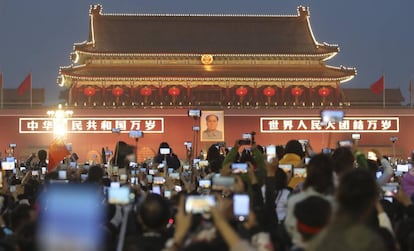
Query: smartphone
70 162 77 168
212 176 235 191
185 195 216 214
147 175 153 183
183 165 190 171
37 185 105 251
351 133 361 140
376 171 383 179
382 183 399 196
169 172 180 180
152 185 161 195
383 196 393 203
112 166 119 176
233 194 250 221
153 176 165 185
192 126 200 131
304 157 311 165
279 164 293 173
110 182 121 188
149 169 157 175
41 167 47 175
164 190 172 199
266 145 276 162
129 162 137 168
199 179 211 189
174 185 182 192
1 162 15 171
320 109 344 124
397 164 411 172
129 130 143 138
293 168 307 178
9 143 16 148
81 174 88 182
322 148 332 154
367 151 378 161
338 140 353 148
58 170 67 180
231 163 248 174
188 109 201 117
111 128 121 133
160 148 171 155
32 170 39 176
108 187 132 205
10 185 16 193
168 168 174 174
140 167 147 173
130 177 138 185
298 139 309 152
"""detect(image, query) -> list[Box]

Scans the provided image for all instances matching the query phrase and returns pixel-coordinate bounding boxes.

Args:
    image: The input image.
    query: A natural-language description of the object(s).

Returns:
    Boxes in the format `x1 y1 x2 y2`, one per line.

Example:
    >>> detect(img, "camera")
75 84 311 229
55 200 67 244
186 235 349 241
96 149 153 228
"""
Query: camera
188 109 201 118
129 130 143 138
185 195 216 214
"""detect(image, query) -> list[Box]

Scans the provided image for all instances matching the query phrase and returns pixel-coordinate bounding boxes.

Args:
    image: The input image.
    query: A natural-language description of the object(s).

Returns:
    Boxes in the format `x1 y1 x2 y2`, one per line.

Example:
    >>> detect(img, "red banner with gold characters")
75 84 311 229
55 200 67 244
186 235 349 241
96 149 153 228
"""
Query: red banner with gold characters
260 117 399 133
19 117 164 134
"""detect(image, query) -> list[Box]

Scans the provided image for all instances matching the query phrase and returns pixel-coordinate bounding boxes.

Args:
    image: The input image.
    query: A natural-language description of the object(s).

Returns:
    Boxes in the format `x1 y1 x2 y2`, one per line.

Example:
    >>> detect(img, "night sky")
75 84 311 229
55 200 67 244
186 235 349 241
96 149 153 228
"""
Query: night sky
1 0 413 106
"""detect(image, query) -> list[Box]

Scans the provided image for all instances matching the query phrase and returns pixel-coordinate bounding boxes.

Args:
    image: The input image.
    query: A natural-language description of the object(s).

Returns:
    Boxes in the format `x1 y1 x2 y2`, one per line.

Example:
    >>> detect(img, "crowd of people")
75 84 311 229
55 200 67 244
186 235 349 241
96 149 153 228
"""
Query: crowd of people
0 137 414 251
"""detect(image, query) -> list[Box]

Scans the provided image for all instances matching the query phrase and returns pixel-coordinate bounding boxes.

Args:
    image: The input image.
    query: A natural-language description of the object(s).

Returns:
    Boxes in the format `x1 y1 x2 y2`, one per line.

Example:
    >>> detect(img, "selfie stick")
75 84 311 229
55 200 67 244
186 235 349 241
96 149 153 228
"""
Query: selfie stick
116 204 132 251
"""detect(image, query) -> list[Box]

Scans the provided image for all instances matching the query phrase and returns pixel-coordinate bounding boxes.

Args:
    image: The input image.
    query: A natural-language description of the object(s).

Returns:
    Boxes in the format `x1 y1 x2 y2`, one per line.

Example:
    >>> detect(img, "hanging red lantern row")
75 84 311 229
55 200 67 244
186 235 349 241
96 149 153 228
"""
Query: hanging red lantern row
235 86 248 97
291 86 303 103
83 86 96 97
263 87 276 104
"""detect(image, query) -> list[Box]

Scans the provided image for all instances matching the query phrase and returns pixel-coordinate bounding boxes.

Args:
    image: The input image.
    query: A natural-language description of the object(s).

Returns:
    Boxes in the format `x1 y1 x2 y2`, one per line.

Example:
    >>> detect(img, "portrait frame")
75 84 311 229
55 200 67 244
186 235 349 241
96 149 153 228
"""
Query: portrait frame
200 111 225 142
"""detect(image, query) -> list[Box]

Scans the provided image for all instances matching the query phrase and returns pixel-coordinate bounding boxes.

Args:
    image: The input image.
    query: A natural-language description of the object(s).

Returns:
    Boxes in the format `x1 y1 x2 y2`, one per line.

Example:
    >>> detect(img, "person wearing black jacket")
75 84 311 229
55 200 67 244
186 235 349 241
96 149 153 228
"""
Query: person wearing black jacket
153 142 181 170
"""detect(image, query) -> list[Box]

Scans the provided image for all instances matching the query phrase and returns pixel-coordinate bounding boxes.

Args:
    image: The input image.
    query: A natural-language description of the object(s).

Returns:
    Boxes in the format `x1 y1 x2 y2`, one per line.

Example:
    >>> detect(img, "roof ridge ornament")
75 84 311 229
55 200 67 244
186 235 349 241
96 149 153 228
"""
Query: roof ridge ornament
90 4 102 15
297 6 310 17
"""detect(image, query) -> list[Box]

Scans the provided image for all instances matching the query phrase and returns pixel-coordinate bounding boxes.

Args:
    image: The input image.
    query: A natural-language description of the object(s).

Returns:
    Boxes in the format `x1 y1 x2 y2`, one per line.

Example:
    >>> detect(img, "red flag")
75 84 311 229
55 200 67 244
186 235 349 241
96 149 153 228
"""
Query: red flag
48 138 70 173
370 75 384 95
17 73 31 96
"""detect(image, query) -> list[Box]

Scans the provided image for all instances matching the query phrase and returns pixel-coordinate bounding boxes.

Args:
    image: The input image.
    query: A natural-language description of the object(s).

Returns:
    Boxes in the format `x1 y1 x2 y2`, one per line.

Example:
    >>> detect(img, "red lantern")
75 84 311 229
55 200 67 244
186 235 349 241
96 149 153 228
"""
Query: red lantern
140 87 152 97
263 87 276 97
291 87 303 103
112 87 124 97
236 86 248 97
318 87 331 103
318 87 330 97
168 86 180 103
83 86 96 97
168 86 180 97
263 87 276 104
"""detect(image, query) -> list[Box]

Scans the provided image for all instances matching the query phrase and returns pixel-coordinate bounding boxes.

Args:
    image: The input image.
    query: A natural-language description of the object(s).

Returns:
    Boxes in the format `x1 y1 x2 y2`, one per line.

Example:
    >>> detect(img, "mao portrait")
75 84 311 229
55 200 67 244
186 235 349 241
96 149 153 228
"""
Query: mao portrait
200 111 224 142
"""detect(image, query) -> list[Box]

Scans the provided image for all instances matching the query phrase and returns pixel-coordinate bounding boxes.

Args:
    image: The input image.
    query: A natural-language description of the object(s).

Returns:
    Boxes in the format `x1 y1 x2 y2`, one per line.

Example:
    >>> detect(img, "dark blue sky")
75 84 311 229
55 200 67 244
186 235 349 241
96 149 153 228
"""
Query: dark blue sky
1 0 413 105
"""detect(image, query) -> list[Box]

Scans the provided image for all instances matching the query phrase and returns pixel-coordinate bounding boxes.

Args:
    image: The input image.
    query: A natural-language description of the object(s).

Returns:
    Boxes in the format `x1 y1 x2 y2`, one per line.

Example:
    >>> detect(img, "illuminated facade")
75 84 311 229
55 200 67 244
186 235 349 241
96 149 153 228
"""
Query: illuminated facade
58 5 356 107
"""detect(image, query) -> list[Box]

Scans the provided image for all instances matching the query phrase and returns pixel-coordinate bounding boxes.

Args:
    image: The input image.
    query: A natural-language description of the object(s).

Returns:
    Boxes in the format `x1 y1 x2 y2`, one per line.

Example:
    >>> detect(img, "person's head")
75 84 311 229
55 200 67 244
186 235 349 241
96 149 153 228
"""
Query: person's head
205 114 219 131
37 149 47 162
158 142 171 154
138 193 170 232
336 168 379 220
294 196 331 241
331 147 355 177
304 154 334 194
284 140 305 159
86 165 104 185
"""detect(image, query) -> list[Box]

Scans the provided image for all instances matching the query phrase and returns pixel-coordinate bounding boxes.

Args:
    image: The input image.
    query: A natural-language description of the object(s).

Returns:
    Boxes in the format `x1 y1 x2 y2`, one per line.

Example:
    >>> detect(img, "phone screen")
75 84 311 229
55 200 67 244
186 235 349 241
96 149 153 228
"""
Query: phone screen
152 186 161 195
279 164 293 173
212 176 235 191
199 179 211 189
58 170 67 180
233 194 250 221
160 148 171 155
231 163 248 174
266 145 276 162
397 164 410 172
185 195 216 214
107 187 131 204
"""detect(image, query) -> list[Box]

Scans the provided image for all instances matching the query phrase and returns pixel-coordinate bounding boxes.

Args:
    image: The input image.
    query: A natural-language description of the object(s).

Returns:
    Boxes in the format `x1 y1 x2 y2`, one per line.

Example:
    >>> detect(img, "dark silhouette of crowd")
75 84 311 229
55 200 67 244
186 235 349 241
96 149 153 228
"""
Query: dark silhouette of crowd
0 137 413 251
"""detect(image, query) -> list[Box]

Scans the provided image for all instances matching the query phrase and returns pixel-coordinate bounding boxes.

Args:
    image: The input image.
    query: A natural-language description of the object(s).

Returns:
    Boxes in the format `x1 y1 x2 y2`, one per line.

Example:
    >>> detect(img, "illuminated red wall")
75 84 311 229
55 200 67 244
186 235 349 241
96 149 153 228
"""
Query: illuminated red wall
1 108 413 163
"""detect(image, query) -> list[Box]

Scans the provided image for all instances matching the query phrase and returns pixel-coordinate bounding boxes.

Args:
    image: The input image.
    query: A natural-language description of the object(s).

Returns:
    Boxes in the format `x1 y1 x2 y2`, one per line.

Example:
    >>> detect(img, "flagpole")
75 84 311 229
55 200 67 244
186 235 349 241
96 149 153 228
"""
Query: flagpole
30 72 32 108
383 74 385 108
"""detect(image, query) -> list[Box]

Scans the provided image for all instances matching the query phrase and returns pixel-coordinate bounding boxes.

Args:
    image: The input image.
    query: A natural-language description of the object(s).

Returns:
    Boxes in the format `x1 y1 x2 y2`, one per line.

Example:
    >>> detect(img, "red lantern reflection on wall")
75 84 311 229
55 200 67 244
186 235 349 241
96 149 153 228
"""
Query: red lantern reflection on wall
291 86 303 103
318 87 331 102
168 86 180 103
